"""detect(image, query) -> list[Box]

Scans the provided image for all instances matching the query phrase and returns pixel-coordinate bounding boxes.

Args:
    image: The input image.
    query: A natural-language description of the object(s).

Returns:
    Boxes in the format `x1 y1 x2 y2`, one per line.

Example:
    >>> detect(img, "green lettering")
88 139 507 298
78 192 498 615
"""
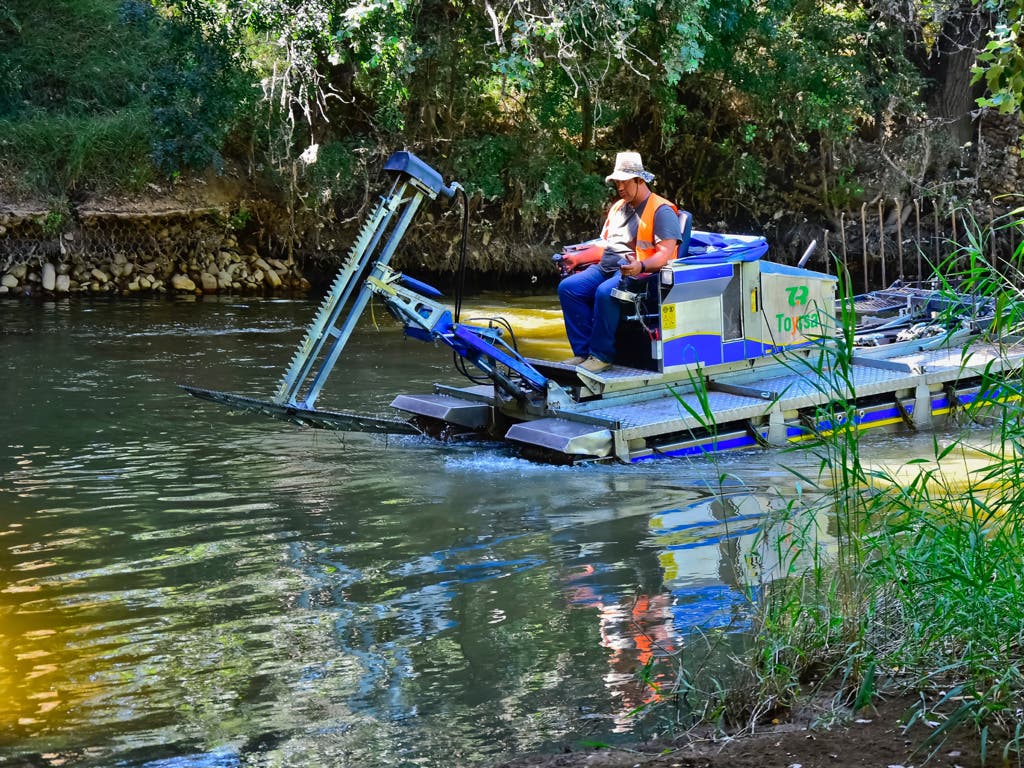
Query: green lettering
786 285 810 306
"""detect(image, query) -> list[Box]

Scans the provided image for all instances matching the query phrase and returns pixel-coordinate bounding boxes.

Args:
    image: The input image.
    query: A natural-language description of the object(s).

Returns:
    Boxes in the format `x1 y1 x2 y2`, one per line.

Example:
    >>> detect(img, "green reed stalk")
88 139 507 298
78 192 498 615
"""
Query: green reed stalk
746 216 1024 757
634 221 1024 760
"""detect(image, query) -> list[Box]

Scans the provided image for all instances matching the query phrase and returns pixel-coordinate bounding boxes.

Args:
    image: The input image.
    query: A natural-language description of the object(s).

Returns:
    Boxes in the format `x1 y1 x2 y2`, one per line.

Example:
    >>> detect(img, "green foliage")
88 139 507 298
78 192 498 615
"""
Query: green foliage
675 0 925 202
0 0 253 195
0 109 154 194
40 201 70 237
227 205 251 231
525 158 608 226
0 0 18 30
299 137 378 213
330 0 415 132
973 18 1024 114
148 1 256 174
827 169 865 211
0 0 999 231
0 0 167 120
451 135 610 230
740 221 1024 752
452 136 520 201
664 0 709 84
215 0 419 138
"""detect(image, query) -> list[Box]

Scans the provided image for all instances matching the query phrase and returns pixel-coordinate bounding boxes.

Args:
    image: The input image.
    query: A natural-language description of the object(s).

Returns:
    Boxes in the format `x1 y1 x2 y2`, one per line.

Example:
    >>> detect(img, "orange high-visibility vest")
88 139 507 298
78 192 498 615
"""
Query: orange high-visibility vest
600 194 679 261
635 193 678 260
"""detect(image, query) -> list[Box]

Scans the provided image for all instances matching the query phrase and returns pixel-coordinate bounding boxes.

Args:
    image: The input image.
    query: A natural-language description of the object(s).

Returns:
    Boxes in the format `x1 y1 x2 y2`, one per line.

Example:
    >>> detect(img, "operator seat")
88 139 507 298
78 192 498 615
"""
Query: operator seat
676 210 693 259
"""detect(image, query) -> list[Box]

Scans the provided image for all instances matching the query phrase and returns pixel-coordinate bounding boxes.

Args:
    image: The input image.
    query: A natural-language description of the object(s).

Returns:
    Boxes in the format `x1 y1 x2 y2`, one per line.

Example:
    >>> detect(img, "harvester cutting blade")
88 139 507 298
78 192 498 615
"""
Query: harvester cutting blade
180 385 422 435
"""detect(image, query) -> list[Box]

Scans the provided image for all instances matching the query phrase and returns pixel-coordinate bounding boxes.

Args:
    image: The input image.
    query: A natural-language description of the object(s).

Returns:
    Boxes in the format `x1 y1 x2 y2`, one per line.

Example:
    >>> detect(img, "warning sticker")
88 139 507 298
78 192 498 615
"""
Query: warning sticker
661 303 676 329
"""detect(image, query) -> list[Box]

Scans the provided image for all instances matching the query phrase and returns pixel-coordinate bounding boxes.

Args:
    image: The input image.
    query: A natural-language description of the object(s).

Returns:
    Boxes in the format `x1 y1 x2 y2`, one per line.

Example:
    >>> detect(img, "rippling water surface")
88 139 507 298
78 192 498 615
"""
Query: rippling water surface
0 296 953 768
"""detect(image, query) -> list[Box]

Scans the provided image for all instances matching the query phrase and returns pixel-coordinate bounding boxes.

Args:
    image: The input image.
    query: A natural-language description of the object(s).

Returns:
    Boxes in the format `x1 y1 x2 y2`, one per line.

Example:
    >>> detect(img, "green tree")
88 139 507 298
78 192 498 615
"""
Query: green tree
973 0 1024 114
146 0 256 174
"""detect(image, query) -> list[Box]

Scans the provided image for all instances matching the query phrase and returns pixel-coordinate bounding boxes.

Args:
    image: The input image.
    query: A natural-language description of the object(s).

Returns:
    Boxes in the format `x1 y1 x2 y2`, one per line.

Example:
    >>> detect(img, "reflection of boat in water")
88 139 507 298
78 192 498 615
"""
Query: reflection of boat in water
183 151 1023 464
566 490 809 728
653 493 765 634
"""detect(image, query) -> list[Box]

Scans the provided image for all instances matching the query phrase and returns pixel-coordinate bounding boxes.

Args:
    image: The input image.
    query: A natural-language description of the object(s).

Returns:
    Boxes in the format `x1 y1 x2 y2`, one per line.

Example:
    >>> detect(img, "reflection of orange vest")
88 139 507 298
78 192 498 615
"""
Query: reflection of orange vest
600 194 679 261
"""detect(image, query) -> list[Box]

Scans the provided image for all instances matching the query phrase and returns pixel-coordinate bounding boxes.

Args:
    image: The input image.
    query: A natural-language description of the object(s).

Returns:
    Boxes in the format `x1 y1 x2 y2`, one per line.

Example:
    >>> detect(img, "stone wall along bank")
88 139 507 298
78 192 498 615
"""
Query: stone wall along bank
0 206 310 298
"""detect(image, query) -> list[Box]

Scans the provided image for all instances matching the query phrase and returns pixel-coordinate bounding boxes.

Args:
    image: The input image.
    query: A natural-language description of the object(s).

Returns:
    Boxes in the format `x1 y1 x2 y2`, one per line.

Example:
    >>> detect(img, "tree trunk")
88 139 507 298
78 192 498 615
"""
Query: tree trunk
580 88 594 154
928 2 995 145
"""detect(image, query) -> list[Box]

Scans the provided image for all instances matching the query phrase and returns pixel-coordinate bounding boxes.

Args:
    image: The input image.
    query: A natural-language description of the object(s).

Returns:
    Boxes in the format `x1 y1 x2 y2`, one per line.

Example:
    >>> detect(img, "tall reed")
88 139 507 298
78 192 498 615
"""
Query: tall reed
640 211 1024 760
752 211 1024 756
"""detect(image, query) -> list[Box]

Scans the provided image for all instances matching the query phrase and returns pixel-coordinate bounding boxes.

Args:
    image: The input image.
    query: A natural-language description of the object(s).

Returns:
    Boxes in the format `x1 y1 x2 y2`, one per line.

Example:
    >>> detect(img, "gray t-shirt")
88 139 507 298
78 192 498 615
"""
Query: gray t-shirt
599 197 683 272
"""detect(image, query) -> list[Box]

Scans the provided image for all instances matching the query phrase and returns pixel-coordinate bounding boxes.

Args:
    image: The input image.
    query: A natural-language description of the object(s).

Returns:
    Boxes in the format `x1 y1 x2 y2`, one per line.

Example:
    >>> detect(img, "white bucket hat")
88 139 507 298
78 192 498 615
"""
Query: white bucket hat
605 151 655 184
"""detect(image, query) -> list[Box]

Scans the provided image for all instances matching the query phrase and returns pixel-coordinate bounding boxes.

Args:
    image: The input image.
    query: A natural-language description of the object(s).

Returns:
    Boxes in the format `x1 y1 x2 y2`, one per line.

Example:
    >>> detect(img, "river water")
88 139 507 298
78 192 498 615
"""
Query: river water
0 294 954 768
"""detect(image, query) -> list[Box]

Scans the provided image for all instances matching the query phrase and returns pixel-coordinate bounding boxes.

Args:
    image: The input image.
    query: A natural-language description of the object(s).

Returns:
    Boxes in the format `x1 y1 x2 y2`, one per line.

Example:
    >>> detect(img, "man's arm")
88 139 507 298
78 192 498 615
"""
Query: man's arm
620 238 677 276
645 238 679 272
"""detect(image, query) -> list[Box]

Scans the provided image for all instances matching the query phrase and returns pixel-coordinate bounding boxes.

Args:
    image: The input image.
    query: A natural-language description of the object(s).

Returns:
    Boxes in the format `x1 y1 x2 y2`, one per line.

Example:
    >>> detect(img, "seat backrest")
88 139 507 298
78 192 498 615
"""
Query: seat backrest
676 210 693 259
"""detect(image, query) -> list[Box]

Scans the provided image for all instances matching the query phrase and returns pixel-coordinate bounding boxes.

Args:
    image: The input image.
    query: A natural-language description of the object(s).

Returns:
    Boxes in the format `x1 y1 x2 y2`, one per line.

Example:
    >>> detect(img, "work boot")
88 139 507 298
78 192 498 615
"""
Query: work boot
578 356 611 373
562 355 587 366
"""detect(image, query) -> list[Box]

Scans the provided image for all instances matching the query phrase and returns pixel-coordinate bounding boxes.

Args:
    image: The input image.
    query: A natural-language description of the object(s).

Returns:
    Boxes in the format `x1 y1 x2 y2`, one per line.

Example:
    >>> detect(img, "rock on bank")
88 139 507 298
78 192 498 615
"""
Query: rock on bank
0 205 310 298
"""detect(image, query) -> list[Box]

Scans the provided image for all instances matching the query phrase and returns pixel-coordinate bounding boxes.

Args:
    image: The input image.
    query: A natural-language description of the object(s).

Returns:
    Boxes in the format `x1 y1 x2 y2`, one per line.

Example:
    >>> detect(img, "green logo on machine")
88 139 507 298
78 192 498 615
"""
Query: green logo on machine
786 285 809 306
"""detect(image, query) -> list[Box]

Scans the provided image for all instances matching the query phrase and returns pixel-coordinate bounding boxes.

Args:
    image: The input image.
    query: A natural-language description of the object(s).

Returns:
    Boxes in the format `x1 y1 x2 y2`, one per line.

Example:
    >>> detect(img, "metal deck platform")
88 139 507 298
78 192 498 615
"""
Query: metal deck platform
499 338 1024 461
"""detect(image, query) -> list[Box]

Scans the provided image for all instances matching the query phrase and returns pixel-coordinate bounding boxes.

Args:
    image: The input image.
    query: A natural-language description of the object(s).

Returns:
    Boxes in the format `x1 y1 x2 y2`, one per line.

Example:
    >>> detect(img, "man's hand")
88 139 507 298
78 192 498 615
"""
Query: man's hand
619 259 645 277
619 239 678 277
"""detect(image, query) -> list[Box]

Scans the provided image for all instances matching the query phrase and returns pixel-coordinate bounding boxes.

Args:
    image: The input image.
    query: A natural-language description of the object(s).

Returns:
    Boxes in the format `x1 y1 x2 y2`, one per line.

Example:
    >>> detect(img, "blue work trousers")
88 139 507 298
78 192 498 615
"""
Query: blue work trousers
557 265 623 363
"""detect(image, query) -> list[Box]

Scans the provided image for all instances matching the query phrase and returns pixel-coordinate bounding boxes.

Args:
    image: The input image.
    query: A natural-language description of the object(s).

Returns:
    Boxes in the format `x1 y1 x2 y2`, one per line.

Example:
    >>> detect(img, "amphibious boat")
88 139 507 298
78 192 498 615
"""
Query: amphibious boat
182 152 1024 463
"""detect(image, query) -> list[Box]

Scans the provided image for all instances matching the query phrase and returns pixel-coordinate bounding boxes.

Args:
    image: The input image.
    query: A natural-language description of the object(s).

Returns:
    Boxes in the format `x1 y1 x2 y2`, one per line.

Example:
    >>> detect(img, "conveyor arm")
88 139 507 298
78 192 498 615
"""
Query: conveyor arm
183 150 552 429
274 151 459 409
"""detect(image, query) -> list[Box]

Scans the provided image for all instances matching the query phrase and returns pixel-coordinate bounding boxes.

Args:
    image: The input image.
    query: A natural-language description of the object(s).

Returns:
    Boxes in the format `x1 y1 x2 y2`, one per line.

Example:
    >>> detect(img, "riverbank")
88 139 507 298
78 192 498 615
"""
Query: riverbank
0 194 559 300
0 203 312 298
486 692 993 768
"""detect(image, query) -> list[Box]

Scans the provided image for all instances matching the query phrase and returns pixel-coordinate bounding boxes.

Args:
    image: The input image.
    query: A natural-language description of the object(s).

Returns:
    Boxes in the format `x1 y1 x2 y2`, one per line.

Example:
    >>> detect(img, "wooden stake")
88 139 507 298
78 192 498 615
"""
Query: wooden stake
823 229 830 275
841 212 848 280
914 199 921 286
895 198 903 280
951 207 958 272
878 200 886 288
990 205 997 269
861 203 868 293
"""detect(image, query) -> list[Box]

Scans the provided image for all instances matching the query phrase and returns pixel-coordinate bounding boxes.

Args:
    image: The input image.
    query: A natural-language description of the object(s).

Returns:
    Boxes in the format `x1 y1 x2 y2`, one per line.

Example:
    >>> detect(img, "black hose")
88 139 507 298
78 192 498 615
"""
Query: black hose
463 315 519 353
453 186 469 323
449 191 525 389
450 186 481 383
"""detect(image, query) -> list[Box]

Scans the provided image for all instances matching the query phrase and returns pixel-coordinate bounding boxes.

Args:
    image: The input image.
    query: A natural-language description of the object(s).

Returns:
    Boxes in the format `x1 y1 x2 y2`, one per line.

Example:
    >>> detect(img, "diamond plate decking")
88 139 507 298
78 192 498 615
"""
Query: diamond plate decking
401 337 1024 461
547 339 1024 444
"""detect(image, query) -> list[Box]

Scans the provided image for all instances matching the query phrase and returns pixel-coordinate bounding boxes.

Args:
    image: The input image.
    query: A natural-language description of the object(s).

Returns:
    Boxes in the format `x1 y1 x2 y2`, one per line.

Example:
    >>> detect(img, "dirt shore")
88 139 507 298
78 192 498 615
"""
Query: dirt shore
485 694 994 768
